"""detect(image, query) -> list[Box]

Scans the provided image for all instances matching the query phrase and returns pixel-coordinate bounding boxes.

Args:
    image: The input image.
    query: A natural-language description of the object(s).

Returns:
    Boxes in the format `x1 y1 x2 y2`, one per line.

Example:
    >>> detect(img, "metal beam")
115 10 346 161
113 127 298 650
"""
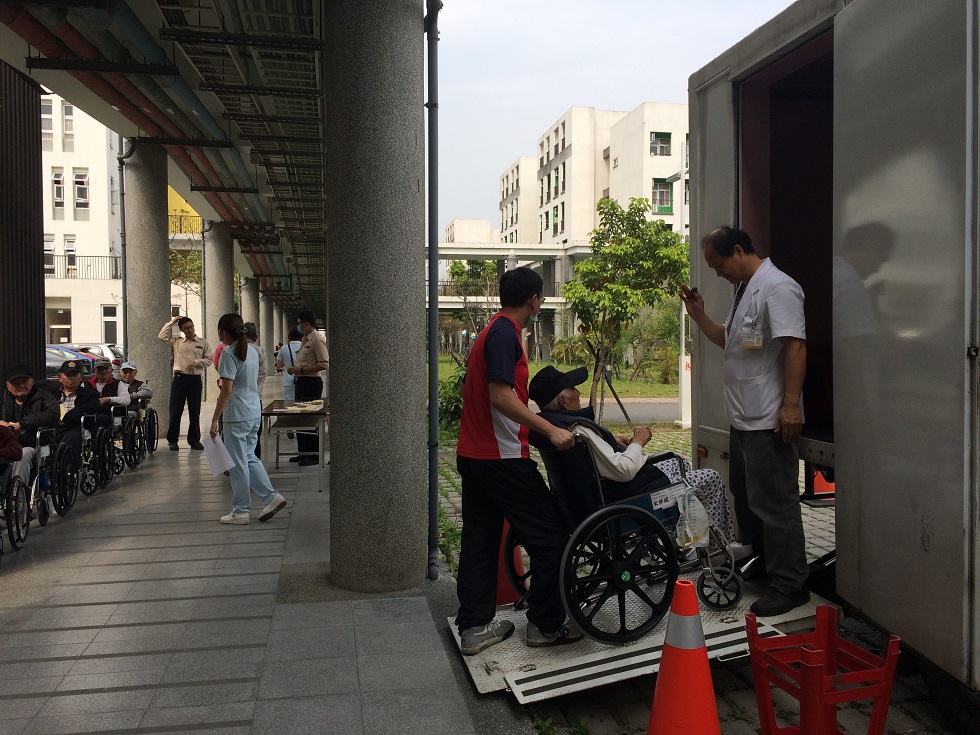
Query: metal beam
224 220 276 229
191 185 259 194
234 234 280 242
26 57 178 75
261 162 326 170
251 147 325 157
159 28 322 52
245 134 322 144
224 112 323 125
139 136 235 148
200 82 321 98
272 196 324 203
267 181 324 188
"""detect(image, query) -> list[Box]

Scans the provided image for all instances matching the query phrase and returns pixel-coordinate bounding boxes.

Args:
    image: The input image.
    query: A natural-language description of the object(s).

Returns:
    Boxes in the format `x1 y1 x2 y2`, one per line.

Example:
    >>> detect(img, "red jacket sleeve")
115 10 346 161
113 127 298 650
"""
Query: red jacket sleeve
0 425 23 462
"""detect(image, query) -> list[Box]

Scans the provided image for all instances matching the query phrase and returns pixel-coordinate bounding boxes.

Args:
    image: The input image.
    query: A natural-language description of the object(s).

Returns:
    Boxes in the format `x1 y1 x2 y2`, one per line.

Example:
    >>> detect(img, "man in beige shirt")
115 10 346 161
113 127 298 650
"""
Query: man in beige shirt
285 309 329 465
158 315 213 450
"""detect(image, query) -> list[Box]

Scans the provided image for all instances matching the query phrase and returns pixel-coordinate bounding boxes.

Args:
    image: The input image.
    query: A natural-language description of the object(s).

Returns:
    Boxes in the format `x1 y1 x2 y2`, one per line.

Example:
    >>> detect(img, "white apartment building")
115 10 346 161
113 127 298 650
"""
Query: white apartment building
41 94 201 348
444 218 498 244
498 157 538 244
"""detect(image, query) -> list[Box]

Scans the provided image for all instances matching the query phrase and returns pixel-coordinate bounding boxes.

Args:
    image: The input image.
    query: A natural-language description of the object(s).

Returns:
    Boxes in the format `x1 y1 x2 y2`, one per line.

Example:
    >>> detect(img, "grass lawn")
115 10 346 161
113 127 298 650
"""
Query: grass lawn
434 354 678 400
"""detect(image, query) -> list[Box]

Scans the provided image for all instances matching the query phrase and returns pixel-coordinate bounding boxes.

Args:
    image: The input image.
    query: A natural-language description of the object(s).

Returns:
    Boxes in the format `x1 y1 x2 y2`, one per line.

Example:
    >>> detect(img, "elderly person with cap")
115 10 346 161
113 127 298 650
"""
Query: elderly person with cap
527 365 738 545
49 359 102 457
119 361 153 402
88 360 131 412
0 363 60 485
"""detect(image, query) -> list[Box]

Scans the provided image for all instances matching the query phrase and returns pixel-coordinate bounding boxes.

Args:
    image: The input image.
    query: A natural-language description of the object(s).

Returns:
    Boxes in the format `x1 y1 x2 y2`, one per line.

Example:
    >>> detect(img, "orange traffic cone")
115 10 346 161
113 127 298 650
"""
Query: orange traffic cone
496 521 525 605
648 579 721 734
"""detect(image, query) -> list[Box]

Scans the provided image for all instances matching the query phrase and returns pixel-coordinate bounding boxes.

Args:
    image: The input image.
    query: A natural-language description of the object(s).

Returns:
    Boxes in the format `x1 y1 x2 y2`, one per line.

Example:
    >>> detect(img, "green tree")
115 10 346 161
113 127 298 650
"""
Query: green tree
169 246 202 315
562 197 688 413
448 260 498 337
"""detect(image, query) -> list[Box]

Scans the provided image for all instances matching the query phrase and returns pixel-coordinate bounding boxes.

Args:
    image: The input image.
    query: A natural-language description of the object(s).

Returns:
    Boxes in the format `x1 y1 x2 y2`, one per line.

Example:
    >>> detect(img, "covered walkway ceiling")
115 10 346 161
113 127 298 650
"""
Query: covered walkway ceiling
0 0 327 316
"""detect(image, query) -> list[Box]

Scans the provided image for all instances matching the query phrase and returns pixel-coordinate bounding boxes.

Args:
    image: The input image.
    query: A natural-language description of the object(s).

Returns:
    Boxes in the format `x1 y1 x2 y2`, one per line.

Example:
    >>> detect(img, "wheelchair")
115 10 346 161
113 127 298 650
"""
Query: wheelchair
1 461 30 550
137 399 159 453
109 406 145 473
504 440 742 645
28 428 79 530
79 415 114 495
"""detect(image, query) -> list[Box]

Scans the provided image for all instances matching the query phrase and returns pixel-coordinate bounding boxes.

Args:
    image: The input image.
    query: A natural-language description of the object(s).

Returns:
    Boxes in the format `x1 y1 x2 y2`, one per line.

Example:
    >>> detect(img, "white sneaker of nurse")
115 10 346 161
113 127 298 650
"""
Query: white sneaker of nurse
220 511 250 525
258 493 287 522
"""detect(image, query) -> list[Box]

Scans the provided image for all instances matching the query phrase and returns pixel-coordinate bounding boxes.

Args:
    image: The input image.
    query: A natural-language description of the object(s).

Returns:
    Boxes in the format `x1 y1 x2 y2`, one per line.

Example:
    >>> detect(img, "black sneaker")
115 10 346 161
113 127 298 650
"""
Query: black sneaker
168 443 179 451
750 587 810 617
460 620 515 656
189 442 205 451
288 456 302 463
526 620 584 647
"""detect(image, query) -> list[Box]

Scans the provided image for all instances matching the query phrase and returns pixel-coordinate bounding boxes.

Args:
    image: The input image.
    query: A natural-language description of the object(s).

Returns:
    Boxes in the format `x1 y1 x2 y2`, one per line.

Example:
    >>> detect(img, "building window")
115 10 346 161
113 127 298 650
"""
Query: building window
650 132 671 156
540 179 544 206
561 162 566 193
52 170 64 208
102 305 118 344
73 171 89 209
64 238 77 277
544 209 550 233
515 199 519 223
539 142 545 168
613 156 619 168
561 121 566 150
546 172 551 202
41 98 53 150
560 202 565 233
546 136 551 162
684 179 690 206
652 179 673 213
685 133 689 168
552 205 558 236
62 102 74 151
554 127 559 156
43 236 55 276
539 215 543 243
553 169 559 197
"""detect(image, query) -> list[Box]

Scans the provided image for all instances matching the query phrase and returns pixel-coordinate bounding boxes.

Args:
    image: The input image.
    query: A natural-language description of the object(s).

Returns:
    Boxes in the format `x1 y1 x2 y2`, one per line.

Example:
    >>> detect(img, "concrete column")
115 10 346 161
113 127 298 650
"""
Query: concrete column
259 293 274 359
241 277 259 326
203 221 234 340
541 259 557 297
124 142 173 436
273 303 284 346
539 311 555 361
326 0 425 592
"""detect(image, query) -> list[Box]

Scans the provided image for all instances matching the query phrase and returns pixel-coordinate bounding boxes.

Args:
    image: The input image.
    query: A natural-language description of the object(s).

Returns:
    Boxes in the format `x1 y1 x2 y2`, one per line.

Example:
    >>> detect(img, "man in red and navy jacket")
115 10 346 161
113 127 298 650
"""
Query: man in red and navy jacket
455 266 579 656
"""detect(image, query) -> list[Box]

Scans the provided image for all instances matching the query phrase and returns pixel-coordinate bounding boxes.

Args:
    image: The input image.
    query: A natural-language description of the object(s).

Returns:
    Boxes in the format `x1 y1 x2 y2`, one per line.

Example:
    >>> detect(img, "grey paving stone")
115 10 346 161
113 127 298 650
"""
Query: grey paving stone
258 657 360 699
139 700 253 729
271 600 354 630
55 667 165 692
178 619 272 647
0 660 76 681
88 623 185 645
163 648 265 682
352 596 432 625
35 689 155 718
0 677 63 698
149 681 258 709
19 710 144 735
67 653 172 677
353 620 444 656
0 629 98 651
360 688 477 735
357 650 457 693
252 694 361 735
0 720 28 735
266 625 355 661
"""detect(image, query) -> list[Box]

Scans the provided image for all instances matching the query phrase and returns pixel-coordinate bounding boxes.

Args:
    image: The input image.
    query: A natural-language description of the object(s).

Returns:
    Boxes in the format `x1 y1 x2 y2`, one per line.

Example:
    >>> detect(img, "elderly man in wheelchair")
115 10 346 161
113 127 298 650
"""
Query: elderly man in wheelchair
508 366 744 645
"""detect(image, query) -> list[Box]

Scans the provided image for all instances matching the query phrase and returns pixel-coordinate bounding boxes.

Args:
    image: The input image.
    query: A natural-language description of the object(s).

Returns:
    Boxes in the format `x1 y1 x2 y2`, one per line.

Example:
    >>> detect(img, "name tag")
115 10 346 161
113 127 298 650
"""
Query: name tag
741 325 763 350
649 482 686 511
39 445 51 459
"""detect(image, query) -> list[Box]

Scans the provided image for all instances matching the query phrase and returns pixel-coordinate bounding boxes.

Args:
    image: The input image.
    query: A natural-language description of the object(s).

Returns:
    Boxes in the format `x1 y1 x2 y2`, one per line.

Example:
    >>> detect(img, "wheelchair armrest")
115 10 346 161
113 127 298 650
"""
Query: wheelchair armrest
35 427 57 447
647 451 680 464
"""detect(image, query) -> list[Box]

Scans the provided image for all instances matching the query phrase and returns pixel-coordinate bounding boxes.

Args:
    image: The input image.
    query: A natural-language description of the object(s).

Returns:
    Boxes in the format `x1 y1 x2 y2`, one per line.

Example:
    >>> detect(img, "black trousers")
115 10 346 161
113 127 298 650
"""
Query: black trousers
293 375 322 455
455 456 567 633
168 373 203 445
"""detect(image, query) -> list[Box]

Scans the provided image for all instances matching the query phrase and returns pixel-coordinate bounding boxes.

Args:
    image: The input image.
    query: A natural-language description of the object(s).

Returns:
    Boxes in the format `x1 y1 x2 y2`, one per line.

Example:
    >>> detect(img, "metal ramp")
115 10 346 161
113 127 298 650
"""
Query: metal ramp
452 587 831 703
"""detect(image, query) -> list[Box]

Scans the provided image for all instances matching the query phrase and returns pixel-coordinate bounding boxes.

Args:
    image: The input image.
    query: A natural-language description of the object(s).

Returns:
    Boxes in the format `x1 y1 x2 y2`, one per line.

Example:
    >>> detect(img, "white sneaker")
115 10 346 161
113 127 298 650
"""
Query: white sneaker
220 511 250 525
258 493 287 522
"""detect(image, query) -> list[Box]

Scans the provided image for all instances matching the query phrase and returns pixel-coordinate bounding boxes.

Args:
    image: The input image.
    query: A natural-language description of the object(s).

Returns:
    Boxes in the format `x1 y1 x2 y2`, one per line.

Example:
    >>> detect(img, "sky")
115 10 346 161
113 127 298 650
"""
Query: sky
434 0 797 232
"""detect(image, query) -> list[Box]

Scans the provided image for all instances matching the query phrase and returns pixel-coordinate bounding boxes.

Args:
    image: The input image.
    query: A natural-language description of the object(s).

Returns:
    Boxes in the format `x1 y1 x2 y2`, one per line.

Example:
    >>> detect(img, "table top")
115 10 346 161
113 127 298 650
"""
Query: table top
261 400 328 416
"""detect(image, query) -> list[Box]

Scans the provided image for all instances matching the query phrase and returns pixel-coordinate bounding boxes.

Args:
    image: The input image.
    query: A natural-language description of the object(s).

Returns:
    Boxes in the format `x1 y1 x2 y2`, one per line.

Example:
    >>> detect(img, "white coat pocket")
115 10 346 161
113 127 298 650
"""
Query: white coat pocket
736 373 775 420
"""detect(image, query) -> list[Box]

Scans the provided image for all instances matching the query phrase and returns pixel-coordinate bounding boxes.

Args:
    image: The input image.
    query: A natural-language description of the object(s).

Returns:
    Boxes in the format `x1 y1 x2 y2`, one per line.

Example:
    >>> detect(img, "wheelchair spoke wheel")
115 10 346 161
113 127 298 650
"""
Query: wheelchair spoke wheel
125 418 145 469
145 409 158 453
95 429 114 488
56 444 79 513
79 447 99 496
50 444 69 516
561 505 678 644
36 490 50 526
112 439 126 476
696 567 742 611
5 476 30 549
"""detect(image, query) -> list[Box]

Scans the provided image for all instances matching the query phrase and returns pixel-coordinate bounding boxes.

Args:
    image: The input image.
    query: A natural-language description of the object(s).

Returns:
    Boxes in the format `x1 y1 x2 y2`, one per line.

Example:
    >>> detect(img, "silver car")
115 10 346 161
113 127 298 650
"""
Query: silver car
61 343 125 379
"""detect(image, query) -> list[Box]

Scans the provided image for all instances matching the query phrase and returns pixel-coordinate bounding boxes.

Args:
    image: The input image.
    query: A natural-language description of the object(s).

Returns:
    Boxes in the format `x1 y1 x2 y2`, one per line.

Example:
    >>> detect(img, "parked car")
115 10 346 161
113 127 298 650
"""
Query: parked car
45 346 96 379
62 343 124 378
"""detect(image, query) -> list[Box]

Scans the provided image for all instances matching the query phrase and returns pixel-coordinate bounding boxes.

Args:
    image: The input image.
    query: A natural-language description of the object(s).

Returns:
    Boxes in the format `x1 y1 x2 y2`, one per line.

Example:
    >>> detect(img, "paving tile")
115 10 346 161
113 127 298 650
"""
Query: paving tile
0 677 63 698
55 668 165 692
89 623 185 645
149 681 258 709
353 620 444 656
356 650 456 692
139 700 254 729
351 596 431 625
34 688 155 718
177 620 271 648
360 688 476 735
19 710 144 735
252 694 361 735
271 601 353 630
0 720 28 735
258 657 359 699
266 625 355 661
67 653 172 677
0 698 47 722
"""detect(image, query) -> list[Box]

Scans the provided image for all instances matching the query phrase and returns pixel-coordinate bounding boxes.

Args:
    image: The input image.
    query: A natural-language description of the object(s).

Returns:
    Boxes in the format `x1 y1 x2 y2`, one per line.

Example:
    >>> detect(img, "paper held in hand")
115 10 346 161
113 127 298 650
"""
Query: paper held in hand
202 435 236 476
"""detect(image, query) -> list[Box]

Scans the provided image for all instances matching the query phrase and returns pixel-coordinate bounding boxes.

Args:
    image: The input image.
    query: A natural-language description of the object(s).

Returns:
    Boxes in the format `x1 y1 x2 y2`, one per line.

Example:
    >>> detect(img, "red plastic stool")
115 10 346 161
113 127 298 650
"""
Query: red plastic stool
745 606 901 735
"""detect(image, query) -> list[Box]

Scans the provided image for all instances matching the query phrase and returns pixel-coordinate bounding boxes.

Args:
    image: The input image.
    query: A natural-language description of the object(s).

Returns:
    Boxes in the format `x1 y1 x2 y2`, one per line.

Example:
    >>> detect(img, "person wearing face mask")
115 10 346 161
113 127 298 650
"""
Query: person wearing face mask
159 315 213 451
285 309 329 466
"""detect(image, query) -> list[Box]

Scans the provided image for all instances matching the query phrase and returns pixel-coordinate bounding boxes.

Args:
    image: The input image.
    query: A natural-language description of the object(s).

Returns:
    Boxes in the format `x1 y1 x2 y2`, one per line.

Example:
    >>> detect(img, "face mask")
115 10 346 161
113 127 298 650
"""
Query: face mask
528 314 539 323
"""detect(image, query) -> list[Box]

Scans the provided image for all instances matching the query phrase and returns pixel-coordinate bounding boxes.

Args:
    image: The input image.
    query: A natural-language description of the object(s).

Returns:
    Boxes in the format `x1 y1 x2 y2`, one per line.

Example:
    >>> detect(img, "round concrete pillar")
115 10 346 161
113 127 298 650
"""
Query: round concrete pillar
326 0 425 592
203 221 235 340
273 303 284 346
241 277 259 326
124 142 173 437
259 292 274 357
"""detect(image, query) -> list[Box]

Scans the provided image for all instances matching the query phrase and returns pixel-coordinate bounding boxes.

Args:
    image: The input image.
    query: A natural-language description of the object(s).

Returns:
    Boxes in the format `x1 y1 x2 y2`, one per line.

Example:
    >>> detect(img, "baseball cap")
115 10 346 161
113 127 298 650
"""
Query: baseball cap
120 361 137 371
94 359 113 369
3 364 34 382
528 365 589 407
59 360 83 374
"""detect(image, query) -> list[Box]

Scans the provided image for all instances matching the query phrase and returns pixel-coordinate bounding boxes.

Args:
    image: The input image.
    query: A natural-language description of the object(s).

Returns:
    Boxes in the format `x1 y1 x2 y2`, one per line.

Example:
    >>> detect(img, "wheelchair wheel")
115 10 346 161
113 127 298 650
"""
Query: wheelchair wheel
36 489 50 526
145 409 158 453
50 447 67 517
560 505 678 645
503 526 532 609
55 443 79 513
5 476 30 550
95 428 114 488
124 418 145 469
696 567 743 611
112 436 126 476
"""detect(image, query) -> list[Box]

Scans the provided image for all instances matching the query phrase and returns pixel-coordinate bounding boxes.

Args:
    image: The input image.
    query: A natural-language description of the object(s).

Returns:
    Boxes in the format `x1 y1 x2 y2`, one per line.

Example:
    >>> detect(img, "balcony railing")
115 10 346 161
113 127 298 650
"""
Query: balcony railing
169 214 203 235
44 255 121 280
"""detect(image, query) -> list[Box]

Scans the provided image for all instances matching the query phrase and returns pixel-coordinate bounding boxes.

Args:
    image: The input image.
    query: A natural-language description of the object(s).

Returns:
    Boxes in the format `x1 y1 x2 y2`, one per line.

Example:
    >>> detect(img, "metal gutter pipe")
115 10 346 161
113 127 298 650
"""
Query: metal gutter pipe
425 0 443 582
117 135 136 357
